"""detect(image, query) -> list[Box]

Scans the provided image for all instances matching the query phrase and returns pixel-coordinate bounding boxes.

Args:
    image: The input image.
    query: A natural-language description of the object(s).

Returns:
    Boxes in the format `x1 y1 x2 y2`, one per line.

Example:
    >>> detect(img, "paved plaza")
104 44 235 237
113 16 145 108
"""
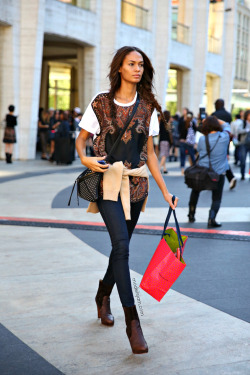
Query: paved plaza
0 156 250 375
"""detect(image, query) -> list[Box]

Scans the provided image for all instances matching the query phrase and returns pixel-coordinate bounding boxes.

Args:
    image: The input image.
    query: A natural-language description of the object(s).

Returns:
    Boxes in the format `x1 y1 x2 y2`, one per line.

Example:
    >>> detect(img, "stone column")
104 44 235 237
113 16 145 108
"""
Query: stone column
0 11 20 159
98 0 119 91
187 0 210 113
206 74 221 115
70 66 78 110
153 0 172 107
221 0 238 111
18 0 45 159
78 46 98 112
39 60 49 109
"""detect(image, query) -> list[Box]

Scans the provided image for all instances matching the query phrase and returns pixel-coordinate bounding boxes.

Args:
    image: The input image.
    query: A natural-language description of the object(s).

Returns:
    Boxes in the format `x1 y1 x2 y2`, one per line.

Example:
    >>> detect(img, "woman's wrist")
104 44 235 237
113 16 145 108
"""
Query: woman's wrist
163 190 170 200
80 155 88 165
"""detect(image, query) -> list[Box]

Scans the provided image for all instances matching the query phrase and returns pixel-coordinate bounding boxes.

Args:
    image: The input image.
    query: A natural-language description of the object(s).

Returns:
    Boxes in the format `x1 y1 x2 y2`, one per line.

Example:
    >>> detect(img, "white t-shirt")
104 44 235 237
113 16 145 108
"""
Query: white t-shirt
78 91 159 139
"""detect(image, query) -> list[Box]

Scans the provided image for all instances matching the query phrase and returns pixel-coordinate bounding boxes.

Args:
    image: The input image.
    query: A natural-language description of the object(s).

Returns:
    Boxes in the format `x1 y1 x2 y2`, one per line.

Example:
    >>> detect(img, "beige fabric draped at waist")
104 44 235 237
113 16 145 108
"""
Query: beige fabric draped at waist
87 162 149 220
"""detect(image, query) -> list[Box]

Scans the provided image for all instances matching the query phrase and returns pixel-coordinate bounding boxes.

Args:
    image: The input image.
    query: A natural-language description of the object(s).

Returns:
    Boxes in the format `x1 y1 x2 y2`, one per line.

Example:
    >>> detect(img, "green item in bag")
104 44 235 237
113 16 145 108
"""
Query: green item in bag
163 228 187 264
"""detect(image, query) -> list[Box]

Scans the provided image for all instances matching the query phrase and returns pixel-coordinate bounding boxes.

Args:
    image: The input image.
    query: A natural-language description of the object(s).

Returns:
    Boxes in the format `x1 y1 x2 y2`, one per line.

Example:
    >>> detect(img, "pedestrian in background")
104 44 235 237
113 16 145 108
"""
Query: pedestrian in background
179 110 196 174
159 110 171 173
211 98 236 190
211 99 232 123
231 112 244 166
188 116 230 228
75 46 178 355
49 110 60 162
169 114 180 162
238 110 250 180
38 108 49 160
3 104 17 164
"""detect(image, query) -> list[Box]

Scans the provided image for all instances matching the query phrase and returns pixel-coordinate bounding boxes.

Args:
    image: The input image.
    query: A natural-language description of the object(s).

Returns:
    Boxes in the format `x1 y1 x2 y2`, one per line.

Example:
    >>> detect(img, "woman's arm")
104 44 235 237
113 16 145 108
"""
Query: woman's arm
146 136 178 210
38 120 49 129
52 121 61 130
75 129 109 173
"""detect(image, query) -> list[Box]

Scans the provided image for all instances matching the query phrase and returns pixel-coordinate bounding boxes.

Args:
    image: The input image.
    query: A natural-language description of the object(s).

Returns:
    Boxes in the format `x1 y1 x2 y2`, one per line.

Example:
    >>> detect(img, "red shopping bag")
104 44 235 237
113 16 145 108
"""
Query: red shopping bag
140 196 188 302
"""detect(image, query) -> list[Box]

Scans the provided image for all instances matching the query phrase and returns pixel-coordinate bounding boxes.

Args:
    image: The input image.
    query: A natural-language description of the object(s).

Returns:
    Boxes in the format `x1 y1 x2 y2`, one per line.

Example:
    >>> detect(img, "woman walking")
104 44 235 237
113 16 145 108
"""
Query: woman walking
188 116 230 227
238 110 250 180
179 111 196 174
159 110 171 173
3 105 17 163
76 46 178 354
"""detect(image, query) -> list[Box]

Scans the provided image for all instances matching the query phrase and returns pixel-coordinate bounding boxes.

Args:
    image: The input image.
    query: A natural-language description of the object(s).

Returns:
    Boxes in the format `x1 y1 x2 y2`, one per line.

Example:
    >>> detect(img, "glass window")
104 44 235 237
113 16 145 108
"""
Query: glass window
48 65 71 110
57 0 91 11
121 0 148 29
166 69 177 115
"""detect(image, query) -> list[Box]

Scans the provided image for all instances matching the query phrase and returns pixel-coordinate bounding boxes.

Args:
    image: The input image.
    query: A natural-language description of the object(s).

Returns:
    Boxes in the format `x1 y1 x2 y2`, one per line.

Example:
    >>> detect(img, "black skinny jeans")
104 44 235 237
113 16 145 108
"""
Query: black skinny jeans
97 195 145 307
189 174 225 219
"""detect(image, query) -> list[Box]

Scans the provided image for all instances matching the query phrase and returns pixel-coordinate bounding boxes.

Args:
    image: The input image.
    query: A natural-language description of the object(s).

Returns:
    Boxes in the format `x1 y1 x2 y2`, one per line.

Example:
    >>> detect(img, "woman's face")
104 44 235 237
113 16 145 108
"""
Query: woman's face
119 51 144 85
247 113 250 122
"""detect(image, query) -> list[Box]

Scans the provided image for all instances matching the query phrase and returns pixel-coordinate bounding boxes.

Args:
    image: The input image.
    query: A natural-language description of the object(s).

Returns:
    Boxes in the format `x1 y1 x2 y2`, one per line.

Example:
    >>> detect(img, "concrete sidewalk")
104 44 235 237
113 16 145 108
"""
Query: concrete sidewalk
0 159 250 375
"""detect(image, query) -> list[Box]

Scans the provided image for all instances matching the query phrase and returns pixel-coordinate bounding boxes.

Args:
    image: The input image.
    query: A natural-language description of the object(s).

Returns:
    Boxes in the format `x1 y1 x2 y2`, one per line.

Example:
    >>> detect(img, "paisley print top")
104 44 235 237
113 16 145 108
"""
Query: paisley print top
79 92 159 202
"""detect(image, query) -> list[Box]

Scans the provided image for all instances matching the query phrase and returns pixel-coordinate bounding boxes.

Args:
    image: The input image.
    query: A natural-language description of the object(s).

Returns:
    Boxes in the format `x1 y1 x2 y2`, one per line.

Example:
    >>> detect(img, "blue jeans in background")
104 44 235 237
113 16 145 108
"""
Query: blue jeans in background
239 144 250 179
180 142 196 168
97 195 145 307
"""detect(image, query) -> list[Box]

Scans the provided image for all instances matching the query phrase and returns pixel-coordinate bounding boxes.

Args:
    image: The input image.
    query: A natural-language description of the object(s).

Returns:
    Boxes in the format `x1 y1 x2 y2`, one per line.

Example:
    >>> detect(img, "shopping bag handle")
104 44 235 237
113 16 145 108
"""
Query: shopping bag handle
161 195 184 254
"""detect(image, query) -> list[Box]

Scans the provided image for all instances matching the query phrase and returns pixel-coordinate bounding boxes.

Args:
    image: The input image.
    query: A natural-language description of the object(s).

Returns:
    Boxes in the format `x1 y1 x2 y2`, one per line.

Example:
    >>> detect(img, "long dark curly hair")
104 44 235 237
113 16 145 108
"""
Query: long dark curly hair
108 46 166 128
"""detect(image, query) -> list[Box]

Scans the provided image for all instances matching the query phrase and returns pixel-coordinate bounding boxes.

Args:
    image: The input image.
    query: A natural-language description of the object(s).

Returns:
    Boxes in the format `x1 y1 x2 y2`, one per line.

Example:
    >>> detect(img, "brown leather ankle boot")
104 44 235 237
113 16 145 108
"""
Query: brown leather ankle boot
95 280 114 326
123 305 148 354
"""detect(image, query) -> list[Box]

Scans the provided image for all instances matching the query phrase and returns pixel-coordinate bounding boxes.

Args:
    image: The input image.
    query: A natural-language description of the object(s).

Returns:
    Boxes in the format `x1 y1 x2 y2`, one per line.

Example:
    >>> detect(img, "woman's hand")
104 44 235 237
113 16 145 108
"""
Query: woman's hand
81 155 109 173
163 192 179 210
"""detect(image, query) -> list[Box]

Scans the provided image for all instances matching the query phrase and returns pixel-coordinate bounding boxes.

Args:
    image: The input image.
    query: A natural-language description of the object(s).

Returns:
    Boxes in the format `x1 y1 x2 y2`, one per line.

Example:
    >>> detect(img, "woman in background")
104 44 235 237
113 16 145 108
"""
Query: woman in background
159 110 171 173
188 116 230 227
179 111 196 174
3 105 17 164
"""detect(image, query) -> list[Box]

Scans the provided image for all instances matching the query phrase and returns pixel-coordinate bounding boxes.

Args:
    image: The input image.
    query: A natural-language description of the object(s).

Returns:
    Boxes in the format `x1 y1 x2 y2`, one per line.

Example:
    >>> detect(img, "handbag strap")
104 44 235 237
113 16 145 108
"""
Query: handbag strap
161 196 184 255
205 135 213 170
105 94 140 163
196 134 220 164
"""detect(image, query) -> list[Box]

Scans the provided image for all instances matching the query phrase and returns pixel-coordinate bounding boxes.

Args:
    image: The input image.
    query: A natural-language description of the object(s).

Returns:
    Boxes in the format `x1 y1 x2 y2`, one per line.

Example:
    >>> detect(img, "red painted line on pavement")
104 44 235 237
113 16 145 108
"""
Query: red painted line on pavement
0 216 106 227
1 216 250 237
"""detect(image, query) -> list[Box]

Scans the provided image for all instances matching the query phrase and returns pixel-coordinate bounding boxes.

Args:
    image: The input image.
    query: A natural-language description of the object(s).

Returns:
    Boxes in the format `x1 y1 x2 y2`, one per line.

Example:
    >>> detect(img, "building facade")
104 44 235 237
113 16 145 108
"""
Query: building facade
0 0 249 160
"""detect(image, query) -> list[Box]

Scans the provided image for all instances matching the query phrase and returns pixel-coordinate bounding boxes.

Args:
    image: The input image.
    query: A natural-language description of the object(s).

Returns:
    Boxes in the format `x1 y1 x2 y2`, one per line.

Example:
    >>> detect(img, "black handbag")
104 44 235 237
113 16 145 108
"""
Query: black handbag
184 135 220 191
68 95 140 205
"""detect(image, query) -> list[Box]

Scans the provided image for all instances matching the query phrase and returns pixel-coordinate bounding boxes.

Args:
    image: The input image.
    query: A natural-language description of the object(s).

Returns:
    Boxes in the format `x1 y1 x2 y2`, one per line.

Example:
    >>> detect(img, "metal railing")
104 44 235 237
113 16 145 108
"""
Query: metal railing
121 0 148 30
57 0 91 11
208 35 221 54
171 22 190 45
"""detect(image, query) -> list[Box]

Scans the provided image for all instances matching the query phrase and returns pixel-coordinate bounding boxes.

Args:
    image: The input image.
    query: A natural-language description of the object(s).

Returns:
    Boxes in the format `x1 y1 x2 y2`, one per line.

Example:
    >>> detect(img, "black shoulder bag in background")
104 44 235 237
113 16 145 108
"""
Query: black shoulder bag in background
68 95 140 205
184 134 220 191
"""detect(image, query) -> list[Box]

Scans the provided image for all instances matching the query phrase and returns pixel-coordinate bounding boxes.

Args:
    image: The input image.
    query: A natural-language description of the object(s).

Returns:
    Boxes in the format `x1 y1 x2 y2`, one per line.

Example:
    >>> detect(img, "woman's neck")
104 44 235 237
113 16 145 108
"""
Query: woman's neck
115 82 137 103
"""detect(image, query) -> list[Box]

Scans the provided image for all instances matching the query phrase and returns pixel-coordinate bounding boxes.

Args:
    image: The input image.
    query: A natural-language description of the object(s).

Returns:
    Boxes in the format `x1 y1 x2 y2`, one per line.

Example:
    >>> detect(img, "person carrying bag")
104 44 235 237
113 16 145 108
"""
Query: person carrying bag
186 116 230 227
73 46 178 355
184 134 220 192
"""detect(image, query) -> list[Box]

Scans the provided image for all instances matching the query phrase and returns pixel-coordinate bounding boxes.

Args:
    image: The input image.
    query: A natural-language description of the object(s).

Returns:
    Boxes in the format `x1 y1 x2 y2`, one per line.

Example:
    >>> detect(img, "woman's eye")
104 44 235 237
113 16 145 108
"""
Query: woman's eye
129 63 134 66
